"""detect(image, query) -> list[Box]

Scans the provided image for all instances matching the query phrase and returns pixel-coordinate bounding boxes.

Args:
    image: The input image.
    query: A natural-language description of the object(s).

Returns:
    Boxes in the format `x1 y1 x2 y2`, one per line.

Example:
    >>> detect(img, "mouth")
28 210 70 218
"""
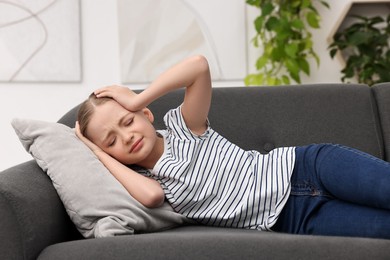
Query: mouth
130 137 143 153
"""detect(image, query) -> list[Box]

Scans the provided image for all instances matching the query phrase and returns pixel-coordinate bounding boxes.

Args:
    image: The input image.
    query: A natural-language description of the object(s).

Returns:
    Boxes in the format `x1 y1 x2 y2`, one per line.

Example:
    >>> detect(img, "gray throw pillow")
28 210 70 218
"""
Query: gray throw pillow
11 118 189 238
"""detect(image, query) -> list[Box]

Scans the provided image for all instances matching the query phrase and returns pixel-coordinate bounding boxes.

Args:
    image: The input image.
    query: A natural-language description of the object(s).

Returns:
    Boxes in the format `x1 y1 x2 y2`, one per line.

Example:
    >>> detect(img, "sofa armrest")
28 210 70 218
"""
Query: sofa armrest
0 160 81 260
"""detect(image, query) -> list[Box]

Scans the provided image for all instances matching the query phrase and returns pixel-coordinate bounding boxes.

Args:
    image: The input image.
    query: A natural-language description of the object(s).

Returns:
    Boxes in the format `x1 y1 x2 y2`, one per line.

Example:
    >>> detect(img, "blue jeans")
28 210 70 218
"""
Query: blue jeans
272 144 390 239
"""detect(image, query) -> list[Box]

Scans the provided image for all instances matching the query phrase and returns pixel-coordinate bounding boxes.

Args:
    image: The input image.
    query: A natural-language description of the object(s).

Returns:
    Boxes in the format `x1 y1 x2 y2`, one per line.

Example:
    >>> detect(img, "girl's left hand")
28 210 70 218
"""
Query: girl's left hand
94 85 141 111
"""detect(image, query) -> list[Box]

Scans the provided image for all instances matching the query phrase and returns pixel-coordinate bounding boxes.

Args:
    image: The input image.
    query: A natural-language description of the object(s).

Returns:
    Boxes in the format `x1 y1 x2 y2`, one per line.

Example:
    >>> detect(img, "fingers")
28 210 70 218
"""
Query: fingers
74 121 81 134
74 121 103 153
92 85 140 112
75 122 90 142
94 85 123 98
74 121 85 140
94 87 111 98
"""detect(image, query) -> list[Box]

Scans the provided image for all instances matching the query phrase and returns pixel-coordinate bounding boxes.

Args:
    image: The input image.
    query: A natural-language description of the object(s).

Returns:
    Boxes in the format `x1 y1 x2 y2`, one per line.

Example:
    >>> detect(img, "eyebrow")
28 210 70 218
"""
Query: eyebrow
100 112 133 145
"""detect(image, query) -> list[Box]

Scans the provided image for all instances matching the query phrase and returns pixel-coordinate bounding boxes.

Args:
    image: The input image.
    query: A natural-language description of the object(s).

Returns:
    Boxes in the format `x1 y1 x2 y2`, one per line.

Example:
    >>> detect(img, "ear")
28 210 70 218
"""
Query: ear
142 108 154 123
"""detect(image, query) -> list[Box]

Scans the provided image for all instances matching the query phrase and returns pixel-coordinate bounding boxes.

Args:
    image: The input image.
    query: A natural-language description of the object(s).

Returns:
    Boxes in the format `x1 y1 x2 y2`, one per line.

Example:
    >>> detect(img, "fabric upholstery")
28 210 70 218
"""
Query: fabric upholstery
206 84 383 158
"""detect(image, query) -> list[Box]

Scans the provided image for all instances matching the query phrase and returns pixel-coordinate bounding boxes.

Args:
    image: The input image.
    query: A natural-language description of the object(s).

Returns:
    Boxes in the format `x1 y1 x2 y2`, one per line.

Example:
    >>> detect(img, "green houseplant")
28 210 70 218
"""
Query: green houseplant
328 14 390 86
245 0 329 86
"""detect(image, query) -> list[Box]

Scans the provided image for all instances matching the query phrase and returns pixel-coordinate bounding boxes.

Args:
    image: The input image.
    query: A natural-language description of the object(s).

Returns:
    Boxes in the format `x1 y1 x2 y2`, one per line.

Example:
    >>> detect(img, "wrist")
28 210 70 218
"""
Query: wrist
132 91 151 110
92 149 107 159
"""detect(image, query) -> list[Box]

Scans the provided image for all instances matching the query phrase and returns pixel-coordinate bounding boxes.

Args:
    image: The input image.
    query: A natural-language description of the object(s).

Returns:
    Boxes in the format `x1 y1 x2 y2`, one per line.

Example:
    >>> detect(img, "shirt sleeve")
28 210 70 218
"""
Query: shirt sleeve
128 165 152 177
163 105 210 140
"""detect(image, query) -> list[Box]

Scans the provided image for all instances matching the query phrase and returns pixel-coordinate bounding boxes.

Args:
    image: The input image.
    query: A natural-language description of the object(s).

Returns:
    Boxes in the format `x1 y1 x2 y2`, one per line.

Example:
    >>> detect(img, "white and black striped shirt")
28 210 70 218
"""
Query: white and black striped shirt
151 106 296 231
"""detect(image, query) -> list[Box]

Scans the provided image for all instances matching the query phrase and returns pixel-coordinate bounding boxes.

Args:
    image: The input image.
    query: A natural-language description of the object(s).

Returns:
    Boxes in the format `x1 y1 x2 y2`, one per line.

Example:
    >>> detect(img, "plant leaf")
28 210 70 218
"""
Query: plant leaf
246 0 260 7
251 36 259 48
291 19 304 30
256 55 268 70
301 0 311 9
349 15 367 22
304 37 313 50
254 16 264 33
369 16 384 26
298 58 310 75
282 75 291 85
244 73 264 86
320 1 330 9
265 16 280 31
348 31 369 46
306 11 320 28
285 58 301 83
312 51 320 66
285 43 298 58
329 48 338 58
267 77 277 86
261 2 274 17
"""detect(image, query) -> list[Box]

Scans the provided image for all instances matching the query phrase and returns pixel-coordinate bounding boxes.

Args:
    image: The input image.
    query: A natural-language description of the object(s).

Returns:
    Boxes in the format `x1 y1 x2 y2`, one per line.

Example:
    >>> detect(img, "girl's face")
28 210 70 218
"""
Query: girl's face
86 100 158 166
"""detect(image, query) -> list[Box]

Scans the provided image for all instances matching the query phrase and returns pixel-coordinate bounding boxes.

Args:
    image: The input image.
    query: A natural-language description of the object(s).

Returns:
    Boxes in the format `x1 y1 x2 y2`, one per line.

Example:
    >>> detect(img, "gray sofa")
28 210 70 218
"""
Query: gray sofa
2 83 390 260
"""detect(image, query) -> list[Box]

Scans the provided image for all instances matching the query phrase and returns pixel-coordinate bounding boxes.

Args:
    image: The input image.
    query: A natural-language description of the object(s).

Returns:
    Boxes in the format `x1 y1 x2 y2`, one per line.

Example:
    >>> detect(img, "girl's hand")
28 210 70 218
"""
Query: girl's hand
75 121 103 155
94 85 141 111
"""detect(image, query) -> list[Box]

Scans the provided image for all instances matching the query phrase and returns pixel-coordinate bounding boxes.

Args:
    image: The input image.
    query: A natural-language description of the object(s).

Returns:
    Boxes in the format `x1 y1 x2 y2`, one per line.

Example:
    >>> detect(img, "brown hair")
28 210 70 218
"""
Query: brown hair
77 93 112 139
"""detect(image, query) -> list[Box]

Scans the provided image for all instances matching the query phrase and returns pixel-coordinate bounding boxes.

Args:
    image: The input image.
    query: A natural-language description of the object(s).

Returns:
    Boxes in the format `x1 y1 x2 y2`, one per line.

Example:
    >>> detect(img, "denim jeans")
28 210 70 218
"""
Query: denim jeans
272 144 390 239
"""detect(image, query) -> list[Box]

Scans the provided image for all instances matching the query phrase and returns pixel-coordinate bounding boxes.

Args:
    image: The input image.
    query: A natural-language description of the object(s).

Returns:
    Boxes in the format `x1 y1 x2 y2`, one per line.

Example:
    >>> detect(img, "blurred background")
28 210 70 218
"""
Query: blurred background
1 0 388 170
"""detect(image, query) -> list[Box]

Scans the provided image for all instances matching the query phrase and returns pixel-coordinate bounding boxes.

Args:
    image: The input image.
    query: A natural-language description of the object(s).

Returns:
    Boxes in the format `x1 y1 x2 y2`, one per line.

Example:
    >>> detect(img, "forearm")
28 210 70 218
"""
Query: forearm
93 55 211 133
135 55 211 109
94 150 165 208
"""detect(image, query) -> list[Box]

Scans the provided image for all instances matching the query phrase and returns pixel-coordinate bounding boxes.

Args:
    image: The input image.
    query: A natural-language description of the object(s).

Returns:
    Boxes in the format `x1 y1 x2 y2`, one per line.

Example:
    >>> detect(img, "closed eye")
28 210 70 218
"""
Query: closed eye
124 117 133 126
108 137 116 147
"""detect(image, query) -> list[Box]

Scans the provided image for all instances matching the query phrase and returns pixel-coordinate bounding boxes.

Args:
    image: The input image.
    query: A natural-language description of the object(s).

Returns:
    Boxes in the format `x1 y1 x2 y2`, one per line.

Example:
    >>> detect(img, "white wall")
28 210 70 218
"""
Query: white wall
0 0 361 170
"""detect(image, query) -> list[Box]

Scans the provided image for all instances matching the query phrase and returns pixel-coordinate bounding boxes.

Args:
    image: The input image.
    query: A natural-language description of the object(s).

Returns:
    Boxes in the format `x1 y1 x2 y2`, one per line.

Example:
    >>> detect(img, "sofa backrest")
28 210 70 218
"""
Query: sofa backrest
59 84 384 159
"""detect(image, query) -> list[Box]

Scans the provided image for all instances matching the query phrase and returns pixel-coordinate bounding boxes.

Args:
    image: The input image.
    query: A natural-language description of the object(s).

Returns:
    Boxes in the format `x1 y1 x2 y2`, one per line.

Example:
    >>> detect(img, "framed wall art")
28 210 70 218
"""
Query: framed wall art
0 0 81 82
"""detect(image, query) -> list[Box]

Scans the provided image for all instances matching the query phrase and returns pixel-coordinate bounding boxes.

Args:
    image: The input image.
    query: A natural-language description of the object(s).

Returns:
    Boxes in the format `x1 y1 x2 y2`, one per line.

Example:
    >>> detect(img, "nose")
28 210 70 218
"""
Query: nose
120 130 133 144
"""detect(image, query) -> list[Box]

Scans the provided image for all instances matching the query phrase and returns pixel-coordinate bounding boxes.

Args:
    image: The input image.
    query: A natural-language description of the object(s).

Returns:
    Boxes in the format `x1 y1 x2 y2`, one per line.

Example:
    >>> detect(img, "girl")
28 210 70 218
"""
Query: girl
76 55 390 239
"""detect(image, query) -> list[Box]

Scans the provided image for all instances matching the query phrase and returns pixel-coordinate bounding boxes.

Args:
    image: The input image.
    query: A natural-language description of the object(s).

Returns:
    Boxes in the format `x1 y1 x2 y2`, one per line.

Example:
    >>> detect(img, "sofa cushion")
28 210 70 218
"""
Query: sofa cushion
11 118 188 238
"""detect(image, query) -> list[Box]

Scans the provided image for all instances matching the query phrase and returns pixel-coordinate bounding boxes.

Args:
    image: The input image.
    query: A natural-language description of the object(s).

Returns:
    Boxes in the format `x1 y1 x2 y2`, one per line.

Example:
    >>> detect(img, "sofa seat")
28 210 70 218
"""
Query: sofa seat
38 226 390 260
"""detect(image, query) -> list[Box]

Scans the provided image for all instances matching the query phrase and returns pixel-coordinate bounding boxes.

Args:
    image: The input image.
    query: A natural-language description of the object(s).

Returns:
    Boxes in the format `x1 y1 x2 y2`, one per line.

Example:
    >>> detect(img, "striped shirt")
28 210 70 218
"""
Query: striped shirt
150 106 296 231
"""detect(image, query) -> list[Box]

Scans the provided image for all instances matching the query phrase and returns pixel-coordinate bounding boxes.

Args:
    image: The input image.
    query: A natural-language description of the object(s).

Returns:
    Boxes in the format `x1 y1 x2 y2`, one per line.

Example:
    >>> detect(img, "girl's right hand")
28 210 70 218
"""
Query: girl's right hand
75 121 104 155
94 85 141 112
